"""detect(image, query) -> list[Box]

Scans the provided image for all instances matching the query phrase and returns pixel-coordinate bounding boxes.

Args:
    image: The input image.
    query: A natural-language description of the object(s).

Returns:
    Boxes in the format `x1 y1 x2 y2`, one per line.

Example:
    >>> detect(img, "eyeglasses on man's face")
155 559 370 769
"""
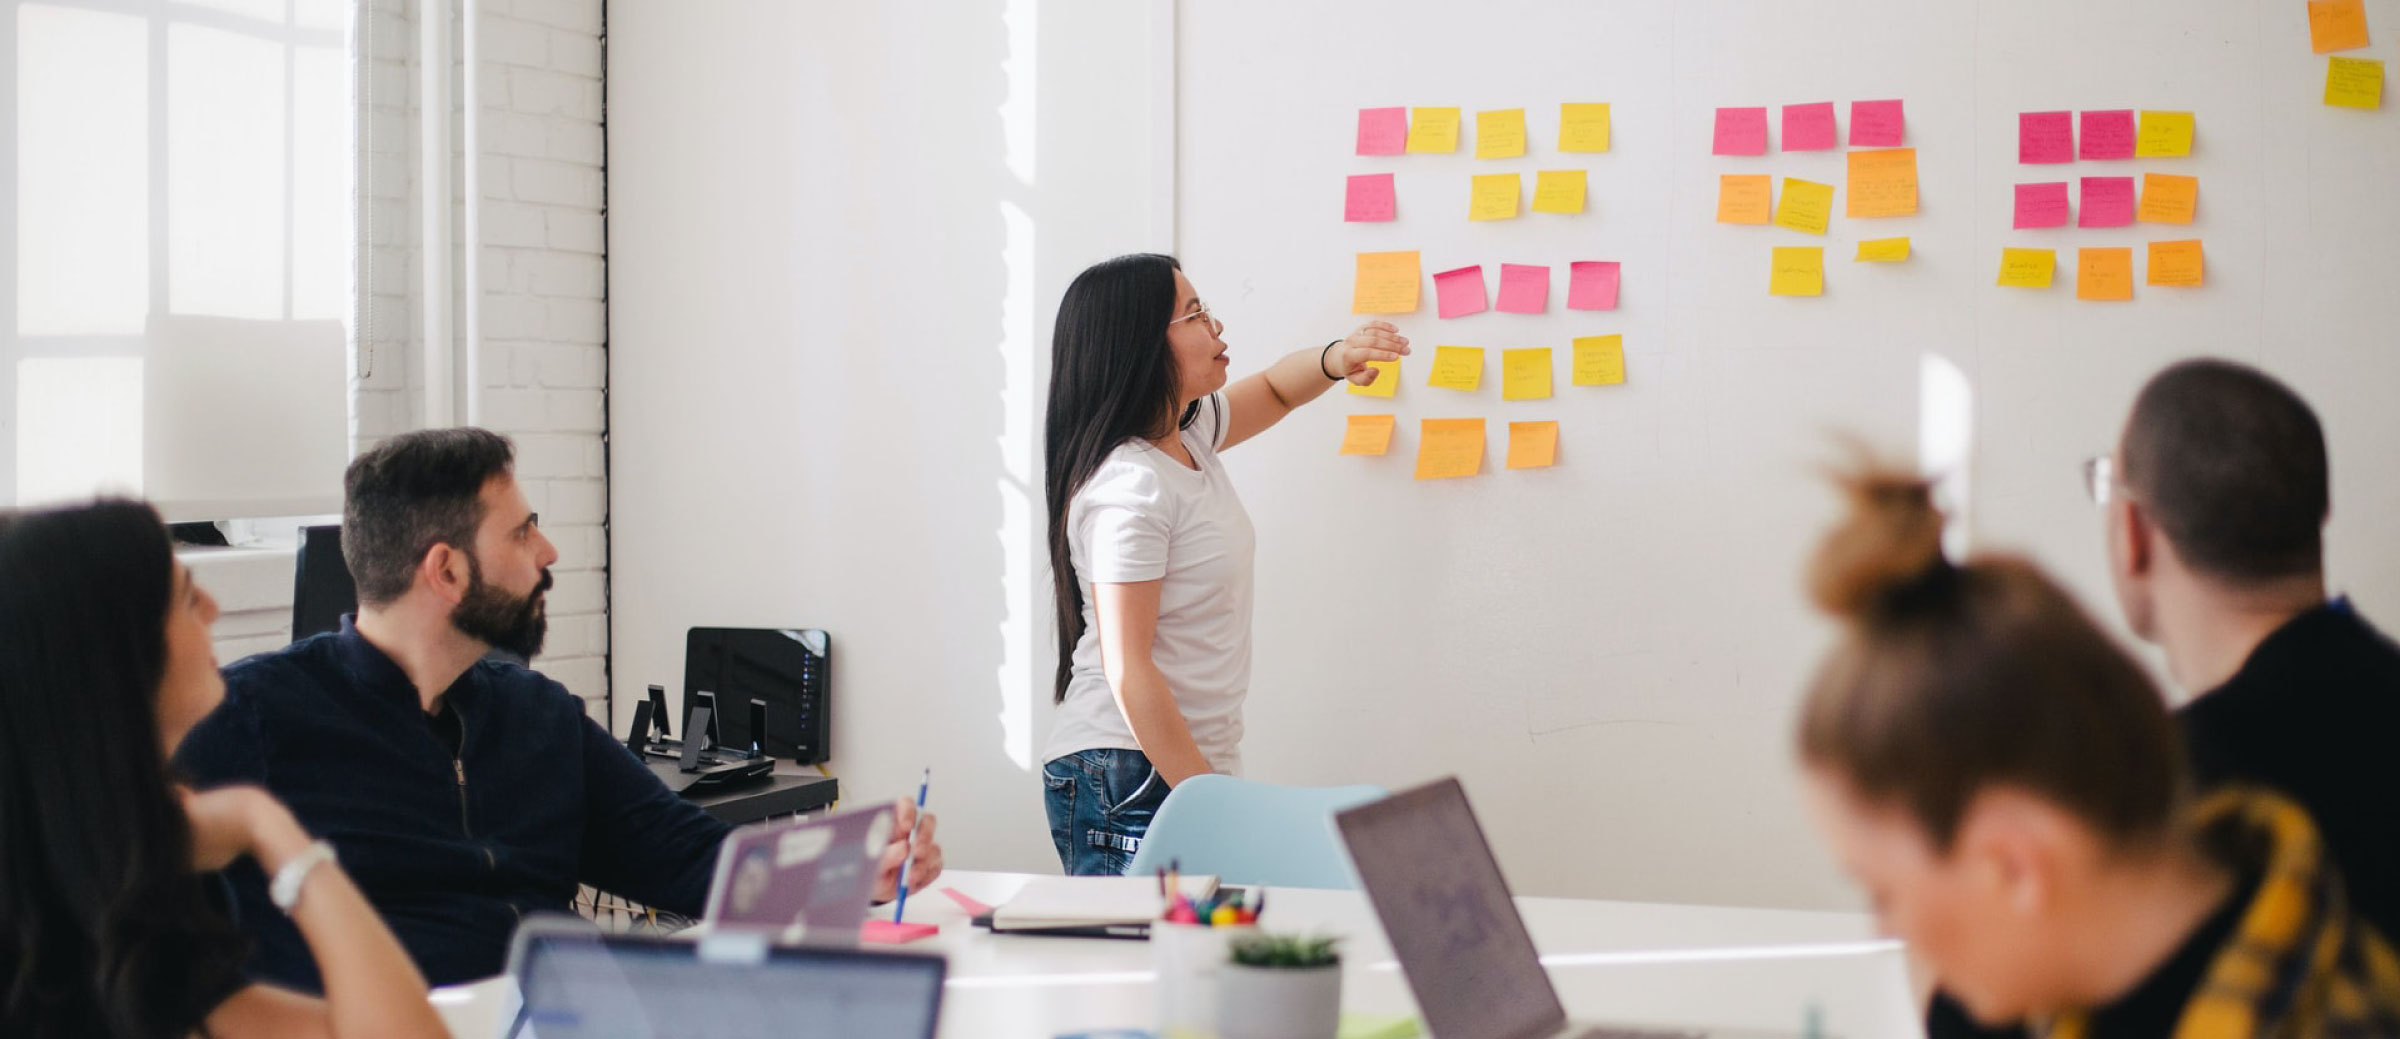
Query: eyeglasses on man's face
1169 300 1222 335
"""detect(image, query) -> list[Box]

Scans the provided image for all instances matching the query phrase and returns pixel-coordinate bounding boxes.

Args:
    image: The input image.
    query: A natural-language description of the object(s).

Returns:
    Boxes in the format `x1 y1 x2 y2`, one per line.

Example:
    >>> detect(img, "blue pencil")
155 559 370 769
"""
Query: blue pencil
892 768 930 924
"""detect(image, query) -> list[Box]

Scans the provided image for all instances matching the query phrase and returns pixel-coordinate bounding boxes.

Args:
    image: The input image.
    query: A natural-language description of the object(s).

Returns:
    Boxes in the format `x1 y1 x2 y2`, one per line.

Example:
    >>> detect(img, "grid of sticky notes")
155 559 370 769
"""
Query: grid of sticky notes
1347 103 1631 479
2308 1 2385 110
1711 100 1918 297
2002 109 2204 295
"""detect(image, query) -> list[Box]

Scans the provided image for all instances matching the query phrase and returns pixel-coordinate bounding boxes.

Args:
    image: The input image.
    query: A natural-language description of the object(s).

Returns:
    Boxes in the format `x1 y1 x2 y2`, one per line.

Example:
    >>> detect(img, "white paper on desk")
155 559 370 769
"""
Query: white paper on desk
992 875 1218 930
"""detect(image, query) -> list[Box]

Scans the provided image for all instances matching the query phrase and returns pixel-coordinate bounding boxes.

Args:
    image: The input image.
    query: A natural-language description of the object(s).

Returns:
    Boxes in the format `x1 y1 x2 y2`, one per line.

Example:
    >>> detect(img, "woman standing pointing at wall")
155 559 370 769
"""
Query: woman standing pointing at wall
1040 253 1408 875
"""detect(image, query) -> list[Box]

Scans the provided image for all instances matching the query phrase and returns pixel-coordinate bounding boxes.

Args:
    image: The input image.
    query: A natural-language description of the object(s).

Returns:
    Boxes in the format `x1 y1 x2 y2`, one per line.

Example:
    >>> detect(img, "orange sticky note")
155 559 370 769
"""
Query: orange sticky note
1407 107 1460 153
2137 173 2198 225
1427 346 1484 390
2147 240 2205 287
1845 148 1919 218
1770 247 1825 296
1414 419 1485 480
1996 248 2056 288
1773 178 1835 235
1571 335 1626 386
1502 348 1553 401
2309 0 2370 53
1718 175 1772 224
1352 251 1421 314
1507 421 1559 470
1348 359 1400 398
2076 248 2134 301
1340 414 1397 456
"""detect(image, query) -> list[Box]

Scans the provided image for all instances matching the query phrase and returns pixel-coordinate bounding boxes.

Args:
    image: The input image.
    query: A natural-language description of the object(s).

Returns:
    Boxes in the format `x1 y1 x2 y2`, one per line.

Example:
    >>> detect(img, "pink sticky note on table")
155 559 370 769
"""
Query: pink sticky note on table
2079 110 2135 160
1782 102 1838 151
1850 99 1905 146
2078 176 2136 228
1433 265 1489 319
1356 107 1407 156
1496 264 1550 314
2019 111 2074 163
2013 182 2071 229
1713 107 1769 155
940 887 996 917
1567 261 1621 311
1345 173 1396 222
861 919 940 944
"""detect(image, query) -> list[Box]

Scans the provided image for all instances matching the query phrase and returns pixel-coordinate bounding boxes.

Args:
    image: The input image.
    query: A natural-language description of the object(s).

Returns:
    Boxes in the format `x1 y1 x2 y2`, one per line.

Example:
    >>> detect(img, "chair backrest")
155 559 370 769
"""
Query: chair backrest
1124 775 1387 889
290 524 356 642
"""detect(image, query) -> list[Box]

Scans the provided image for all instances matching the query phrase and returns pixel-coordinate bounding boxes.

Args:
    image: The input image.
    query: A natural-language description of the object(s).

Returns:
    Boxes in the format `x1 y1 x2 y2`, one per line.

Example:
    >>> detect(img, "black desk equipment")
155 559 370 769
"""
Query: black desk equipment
683 627 830 763
291 524 356 641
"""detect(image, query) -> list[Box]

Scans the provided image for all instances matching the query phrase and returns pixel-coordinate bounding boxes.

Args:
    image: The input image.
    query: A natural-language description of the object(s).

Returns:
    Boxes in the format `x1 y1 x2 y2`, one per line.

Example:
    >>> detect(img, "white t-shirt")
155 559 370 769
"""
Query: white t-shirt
1043 393 1256 775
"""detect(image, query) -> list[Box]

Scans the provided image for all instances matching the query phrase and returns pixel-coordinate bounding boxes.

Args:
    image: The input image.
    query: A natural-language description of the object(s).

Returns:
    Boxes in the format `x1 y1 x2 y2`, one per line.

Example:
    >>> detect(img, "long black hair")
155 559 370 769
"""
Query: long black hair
0 501 247 1038
1044 253 1199 703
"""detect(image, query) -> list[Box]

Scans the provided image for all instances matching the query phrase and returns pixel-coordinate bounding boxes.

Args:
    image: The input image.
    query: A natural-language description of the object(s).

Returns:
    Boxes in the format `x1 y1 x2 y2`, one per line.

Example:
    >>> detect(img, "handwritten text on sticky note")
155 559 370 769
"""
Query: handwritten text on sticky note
2327 57 2384 110
2147 240 2204 287
1567 261 1620 310
1572 335 1626 386
1476 108 1528 159
1427 346 1485 391
1348 359 1400 398
1855 238 1911 261
2020 111 2074 163
1774 178 1834 235
1502 348 1554 400
2135 111 2194 157
1345 174 1396 222
2309 0 2371 53
1407 107 1461 153
1507 421 1559 470
1469 174 1521 220
2079 177 2136 228
1846 149 1918 218
1996 248 2056 288
1559 102 1611 152
2014 182 2070 229
1718 174 1772 224
1849 99 1905 147
1414 419 1485 480
1713 107 1769 155
1433 265 1488 319
1353 251 1421 314
1770 247 1825 296
2137 173 2198 224
1340 414 1396 456
1357 107 1407 156
2080 110 2135 160
1783 102 1838 151
1496 264 1550 314
2077 247 2134 301
1532 169 1588 214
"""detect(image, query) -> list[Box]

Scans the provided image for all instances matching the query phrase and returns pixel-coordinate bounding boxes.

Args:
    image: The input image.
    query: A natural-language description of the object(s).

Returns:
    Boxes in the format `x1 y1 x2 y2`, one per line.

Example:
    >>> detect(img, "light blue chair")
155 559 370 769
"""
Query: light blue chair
1123 775 1388 890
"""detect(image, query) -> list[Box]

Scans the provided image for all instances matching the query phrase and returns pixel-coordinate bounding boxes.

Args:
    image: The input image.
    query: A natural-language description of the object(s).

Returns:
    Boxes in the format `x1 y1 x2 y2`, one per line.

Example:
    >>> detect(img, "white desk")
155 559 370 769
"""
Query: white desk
433 870 1924 1039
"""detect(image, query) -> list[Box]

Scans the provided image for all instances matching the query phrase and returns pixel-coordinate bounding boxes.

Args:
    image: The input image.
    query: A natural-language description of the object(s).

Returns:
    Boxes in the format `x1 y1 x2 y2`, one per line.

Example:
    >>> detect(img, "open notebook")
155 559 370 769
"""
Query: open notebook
985 875 1219 936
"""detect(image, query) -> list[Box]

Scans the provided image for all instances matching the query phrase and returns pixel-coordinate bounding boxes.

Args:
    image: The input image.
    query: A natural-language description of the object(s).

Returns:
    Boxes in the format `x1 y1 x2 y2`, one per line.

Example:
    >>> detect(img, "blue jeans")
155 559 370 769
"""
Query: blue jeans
1042 748 1169 876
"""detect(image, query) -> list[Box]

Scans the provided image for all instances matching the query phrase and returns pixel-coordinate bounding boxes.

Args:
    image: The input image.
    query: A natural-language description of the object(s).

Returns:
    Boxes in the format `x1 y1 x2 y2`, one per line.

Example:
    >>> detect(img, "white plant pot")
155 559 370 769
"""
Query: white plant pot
1214 962 1341 1039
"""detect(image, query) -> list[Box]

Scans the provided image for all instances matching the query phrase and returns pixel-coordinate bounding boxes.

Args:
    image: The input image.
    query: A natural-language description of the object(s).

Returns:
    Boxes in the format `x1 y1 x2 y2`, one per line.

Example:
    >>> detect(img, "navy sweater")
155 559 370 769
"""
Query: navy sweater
175 620 730 990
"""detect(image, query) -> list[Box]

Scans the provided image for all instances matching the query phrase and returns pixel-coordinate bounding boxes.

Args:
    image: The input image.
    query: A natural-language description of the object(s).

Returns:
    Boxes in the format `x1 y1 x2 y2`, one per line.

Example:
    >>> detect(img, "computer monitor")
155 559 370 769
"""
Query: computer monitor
684 628 830 763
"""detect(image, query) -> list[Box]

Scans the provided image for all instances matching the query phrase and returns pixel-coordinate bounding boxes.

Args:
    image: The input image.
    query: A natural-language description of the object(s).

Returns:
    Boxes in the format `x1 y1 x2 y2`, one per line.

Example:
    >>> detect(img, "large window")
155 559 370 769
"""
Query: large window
6 0 350 517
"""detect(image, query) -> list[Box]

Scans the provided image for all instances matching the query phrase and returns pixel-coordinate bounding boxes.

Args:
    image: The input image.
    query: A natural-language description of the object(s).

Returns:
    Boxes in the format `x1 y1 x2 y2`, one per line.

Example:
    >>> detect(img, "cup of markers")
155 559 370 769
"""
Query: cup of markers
1151 866 1262 1039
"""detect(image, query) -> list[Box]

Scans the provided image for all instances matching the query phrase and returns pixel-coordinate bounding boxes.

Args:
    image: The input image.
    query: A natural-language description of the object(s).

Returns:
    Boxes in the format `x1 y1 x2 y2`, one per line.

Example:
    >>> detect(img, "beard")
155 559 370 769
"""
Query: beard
451 554 552 659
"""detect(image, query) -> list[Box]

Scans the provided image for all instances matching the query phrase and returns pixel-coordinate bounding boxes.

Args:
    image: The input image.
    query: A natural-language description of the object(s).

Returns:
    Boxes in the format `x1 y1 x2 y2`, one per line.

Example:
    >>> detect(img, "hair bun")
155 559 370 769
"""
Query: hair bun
1808 464 1948 620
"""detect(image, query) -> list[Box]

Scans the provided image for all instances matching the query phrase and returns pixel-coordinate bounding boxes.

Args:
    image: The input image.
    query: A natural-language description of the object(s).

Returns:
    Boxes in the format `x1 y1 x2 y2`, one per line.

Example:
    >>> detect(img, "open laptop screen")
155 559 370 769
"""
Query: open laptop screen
510 928 944 1039
1336 777 1567 1039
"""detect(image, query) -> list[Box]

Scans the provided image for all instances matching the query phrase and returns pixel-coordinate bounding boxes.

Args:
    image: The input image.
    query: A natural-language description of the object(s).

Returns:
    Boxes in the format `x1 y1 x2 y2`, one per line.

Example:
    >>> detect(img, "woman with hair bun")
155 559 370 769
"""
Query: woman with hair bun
1794 466 2400 1039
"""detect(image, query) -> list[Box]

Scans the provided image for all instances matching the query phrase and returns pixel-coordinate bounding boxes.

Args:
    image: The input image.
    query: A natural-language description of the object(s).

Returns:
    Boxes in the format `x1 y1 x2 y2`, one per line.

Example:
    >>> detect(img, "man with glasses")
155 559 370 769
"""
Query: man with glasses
1928 358 2400 1039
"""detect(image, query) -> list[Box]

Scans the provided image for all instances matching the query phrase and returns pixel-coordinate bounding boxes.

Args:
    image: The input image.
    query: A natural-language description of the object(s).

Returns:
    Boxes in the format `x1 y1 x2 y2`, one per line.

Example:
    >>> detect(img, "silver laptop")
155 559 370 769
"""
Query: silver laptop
700 802 894 946
500 916 945 1039
1335 777 1792 1039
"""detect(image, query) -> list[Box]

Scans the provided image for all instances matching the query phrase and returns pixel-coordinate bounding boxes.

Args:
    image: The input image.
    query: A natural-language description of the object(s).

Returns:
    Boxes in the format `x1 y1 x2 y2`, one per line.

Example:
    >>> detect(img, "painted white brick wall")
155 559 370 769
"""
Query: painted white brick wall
214 0 609 724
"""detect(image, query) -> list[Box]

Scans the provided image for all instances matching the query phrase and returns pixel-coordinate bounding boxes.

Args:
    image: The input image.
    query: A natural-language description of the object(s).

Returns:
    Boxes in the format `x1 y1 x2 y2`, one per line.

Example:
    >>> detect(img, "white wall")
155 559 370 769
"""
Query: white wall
607 0 2400 909
606 0 1169 874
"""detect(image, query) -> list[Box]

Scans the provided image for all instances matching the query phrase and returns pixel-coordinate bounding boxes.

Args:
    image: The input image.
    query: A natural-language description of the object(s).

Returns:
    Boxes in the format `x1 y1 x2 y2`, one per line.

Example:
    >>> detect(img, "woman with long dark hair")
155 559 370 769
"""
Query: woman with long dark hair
0 501 446 1038
1040 253 1407 874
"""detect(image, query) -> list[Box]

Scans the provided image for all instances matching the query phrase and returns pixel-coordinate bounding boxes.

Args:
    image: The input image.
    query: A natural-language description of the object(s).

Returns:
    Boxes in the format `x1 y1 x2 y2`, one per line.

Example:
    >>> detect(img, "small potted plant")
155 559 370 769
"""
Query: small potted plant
1215 932 1342 1039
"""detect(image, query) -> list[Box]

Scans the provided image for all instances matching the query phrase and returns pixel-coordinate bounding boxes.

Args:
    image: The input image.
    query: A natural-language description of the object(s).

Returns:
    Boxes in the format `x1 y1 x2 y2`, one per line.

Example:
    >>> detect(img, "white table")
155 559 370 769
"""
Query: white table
432 870 1924 1039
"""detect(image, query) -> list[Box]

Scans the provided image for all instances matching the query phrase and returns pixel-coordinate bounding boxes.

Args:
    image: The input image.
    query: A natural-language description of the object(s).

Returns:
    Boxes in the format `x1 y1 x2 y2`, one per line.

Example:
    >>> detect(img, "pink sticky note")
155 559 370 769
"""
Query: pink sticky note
1345 173 1396 222
1850 99 1905 146
1782 102 1838 151
1713 107 1769 155
1433 265 1489 319
1496 264 1551 314
1356 107 1407 156
2078 176 2136 228
861 919 940 944
2079 110 2135 160
1567 261 1621 311
940 887 996 917
2019 111 2073 163
2012 182 2071 229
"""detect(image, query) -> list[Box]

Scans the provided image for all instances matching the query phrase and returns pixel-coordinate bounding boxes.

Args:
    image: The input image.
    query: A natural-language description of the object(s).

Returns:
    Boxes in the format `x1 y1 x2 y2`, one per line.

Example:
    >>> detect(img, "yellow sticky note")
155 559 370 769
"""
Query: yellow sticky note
1348 359 1401 397
2137 173 2198 225
1414 419 1485 480
1717 174 1773 224
2309 0 2371 53
1855 237 1911 261
1558 102 1611 152
1502 348 1554 401
1770 247 1825 297
1352 251 1421 315
1407 107 1460 153
2134 111 2193 158
1507 421 1559 470
2148 240 2205 287
1996 248 2056 288
1773 178 1834 235
1427 346 1485 390
1845 149 1918 218
1339 414 1397 456
1571 335 1626 386
1469 174 1521 220
2076 247 2135 301
1475 108 1528 159
1531 170 1588 214
2326 57 2384 110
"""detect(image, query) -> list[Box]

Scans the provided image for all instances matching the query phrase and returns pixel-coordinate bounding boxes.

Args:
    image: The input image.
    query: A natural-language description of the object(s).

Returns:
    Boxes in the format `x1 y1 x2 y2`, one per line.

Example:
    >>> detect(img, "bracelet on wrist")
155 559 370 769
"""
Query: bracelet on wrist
1320 339 1343 380
269 840 338 915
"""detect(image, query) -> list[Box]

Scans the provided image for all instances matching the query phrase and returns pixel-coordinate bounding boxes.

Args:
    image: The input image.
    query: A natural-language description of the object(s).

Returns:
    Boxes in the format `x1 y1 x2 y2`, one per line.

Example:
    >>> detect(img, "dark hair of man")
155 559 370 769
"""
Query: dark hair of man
1044 253 1198 703
2120 359 2329 583
0 501 247 1039
343 427 518 606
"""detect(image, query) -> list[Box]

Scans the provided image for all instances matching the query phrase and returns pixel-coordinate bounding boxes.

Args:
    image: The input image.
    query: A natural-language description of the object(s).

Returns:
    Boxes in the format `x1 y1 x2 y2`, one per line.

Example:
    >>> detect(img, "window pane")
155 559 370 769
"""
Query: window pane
168 22 286 319
293 0 350 33
173 0 291 23
16 357 143 505
16 4 150 336
290 43 349 322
